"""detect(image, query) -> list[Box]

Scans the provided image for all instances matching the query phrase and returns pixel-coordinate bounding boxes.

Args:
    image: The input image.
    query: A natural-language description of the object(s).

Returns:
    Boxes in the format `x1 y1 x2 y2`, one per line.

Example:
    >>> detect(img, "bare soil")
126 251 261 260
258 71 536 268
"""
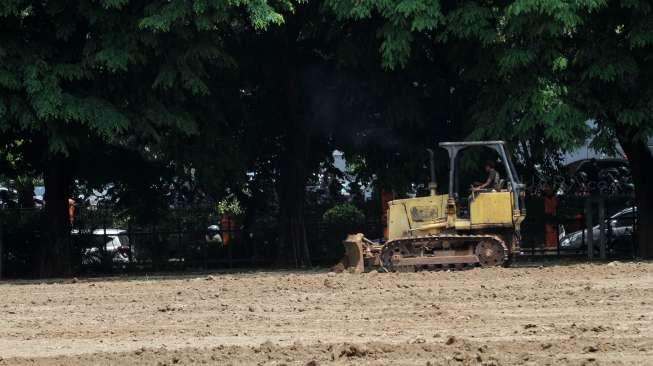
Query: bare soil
0 261 651 365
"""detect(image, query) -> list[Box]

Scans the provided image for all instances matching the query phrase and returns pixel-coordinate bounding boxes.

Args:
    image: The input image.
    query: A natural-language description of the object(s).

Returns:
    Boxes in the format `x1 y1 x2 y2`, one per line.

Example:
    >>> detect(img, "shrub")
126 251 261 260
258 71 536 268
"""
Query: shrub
322 203 365 234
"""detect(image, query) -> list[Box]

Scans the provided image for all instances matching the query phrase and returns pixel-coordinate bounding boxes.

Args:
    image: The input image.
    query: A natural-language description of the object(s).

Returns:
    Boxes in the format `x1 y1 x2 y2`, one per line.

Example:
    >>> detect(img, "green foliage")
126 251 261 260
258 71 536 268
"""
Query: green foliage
329 0 653 152
243 0 287 29
504 0 653 147
0 0 290 156
217 193 244 216
322 203 365 230
327 0 443 68
442 3 497 45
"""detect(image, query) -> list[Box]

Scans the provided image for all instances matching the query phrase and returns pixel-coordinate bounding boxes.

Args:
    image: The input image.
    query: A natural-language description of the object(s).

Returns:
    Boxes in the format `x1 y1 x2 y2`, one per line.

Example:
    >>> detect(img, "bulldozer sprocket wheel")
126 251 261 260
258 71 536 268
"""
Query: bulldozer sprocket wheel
475 239 506 267
380 241 415 272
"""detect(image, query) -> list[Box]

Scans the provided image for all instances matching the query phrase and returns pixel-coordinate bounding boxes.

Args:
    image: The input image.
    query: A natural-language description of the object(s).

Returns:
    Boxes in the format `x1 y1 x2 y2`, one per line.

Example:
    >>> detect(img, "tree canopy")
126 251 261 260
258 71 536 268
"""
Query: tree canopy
327 0 653 256
1 0 652 275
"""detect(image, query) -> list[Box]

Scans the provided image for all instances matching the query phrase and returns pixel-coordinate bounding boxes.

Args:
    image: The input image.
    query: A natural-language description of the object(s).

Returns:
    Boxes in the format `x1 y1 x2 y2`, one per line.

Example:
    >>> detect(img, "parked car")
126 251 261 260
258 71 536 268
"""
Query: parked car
72 229 132 265
0 184 45 207
559 207 637 251
33 186 45 207
0 185 17 208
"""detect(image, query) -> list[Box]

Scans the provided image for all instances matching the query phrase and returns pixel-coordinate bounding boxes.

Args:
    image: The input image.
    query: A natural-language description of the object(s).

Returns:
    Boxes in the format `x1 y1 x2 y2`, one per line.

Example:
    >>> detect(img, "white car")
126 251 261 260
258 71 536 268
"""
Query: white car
560 207 636 250
75 229 132 265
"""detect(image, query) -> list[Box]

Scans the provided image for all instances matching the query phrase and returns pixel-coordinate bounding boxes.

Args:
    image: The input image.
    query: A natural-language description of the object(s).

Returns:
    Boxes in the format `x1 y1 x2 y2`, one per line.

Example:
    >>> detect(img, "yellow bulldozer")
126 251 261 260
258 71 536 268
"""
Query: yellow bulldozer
341 141 527 272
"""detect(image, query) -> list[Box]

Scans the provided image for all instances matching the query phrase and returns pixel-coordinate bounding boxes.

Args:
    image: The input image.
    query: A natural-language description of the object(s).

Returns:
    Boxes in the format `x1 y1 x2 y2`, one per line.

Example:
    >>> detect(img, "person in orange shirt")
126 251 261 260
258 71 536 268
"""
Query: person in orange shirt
68 198 76 225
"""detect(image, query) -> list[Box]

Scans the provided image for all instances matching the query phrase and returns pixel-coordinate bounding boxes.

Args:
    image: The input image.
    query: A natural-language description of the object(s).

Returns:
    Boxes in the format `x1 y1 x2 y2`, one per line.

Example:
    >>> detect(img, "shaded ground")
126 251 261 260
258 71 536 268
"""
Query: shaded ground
0 261 651 365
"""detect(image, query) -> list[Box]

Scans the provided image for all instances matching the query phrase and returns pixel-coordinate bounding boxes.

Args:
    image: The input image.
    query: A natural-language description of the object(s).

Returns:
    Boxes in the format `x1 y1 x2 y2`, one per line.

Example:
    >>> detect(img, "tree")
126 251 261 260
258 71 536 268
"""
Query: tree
327 0 653 257
0 0 287 275
553 0 653 257
243 3 347 267
227 2 383 267
322 1 498 197
464 0 653 257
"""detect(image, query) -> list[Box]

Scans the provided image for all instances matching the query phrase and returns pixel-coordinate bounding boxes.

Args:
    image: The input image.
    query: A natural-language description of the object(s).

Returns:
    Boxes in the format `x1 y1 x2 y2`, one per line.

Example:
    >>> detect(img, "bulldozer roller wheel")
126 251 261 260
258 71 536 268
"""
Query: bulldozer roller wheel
380 242 415 272
475 240 505 267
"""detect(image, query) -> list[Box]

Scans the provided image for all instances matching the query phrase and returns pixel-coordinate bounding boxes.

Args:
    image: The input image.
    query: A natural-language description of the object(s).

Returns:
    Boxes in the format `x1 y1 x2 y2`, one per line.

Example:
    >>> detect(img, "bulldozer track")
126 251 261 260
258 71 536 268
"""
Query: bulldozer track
380 233 508 272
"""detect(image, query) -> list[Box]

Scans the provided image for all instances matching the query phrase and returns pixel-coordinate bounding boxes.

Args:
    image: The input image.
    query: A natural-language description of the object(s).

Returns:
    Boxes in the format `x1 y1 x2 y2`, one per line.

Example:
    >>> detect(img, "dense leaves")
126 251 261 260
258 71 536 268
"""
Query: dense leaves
0 0 289 154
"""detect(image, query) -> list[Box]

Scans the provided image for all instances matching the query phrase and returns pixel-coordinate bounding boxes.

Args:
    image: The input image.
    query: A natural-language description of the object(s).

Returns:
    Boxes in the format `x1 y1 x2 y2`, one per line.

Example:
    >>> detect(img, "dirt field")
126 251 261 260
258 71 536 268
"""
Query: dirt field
0 261 651 365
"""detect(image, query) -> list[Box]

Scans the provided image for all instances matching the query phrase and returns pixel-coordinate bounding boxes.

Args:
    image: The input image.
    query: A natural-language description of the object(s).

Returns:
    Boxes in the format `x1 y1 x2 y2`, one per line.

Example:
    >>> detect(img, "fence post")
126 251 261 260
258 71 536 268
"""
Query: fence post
598 198 606 260
584 199 594 260
127 221 133 265
228 219 233 268
632 204 638 258
228 234 233 269
177 216 184 270
67 227 72 276
152 224 158 272
103 215 108 272
556 219 561 257
0 222 3 280
251 230 257 267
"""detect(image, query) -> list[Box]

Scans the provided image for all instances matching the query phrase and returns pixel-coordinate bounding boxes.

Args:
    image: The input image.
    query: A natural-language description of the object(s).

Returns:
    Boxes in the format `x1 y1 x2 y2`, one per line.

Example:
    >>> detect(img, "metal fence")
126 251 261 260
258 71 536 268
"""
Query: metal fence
0 197 639 278
519 194 638 259
0 206 385 278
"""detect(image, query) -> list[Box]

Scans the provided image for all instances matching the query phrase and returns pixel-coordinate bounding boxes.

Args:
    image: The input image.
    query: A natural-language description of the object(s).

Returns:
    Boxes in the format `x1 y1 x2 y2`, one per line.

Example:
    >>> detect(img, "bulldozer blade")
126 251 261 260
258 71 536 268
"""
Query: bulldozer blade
341 233 366 273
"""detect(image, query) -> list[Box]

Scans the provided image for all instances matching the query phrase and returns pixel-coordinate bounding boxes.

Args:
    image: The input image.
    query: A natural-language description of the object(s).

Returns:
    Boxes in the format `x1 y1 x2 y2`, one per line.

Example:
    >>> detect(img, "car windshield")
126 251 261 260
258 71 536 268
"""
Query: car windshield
34 186 45 197
117 235 130 247
91 235 115 247
611 210 635 227
611 208 633 219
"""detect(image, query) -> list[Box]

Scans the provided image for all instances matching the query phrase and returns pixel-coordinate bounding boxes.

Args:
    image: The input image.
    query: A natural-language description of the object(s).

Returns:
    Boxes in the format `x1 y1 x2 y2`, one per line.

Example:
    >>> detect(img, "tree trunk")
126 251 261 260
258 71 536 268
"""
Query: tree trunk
616 132 653 259
41 154 73 277
275 33 312 267
271 19 314 268
276 115 312 268
17 179 35 208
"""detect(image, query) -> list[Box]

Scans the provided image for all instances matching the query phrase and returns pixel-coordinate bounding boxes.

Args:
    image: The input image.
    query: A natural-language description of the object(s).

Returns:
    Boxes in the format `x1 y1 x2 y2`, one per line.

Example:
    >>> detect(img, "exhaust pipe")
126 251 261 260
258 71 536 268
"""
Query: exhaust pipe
427 148 437 196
